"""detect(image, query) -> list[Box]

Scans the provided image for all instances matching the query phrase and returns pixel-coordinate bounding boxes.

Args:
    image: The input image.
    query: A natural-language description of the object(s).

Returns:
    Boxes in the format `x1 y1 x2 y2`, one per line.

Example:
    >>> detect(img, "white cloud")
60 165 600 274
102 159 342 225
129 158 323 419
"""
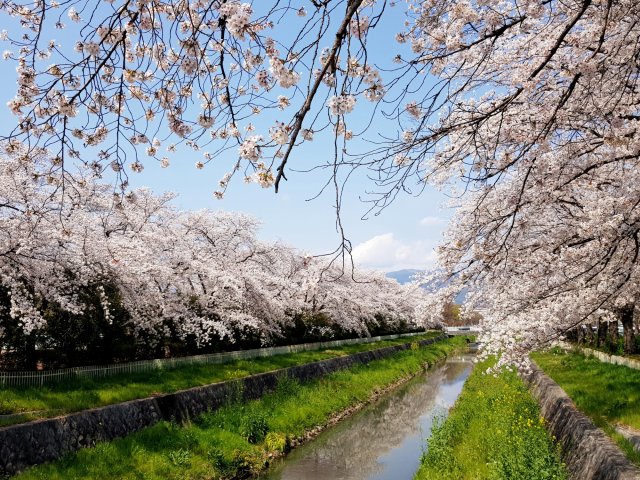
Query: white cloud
352 233 437 271
419 216 445 227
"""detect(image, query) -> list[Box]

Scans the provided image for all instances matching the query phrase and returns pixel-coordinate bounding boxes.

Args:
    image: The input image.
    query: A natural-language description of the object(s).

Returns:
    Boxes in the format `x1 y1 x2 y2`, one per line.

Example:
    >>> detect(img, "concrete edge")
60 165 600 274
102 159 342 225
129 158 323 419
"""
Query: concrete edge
521 362 640 480
582 348 640 371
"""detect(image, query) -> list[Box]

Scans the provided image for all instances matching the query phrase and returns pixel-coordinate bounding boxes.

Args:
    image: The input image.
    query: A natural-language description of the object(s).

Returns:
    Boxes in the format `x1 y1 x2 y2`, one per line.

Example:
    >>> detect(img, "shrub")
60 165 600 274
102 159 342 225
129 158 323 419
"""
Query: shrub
240 412 269 444
264 432 288 453
167 448 191 467
206 447 226 471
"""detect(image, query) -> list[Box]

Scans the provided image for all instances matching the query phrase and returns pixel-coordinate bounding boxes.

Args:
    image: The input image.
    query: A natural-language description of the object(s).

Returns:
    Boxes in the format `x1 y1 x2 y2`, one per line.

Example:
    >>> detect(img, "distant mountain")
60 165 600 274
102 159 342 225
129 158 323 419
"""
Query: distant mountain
385 269 423 284
386 269 467 304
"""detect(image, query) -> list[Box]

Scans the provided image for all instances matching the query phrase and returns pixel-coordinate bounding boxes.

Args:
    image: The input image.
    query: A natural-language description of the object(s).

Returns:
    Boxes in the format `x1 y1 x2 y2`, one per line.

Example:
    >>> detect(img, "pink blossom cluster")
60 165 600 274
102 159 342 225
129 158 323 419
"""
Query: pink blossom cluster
327 95 357 115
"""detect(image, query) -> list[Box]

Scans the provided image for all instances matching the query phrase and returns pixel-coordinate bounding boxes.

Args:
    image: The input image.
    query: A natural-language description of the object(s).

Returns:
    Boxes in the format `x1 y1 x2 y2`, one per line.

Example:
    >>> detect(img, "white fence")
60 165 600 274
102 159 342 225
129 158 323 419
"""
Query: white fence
445 325 482 335
582 347 640 371
0 331 429 388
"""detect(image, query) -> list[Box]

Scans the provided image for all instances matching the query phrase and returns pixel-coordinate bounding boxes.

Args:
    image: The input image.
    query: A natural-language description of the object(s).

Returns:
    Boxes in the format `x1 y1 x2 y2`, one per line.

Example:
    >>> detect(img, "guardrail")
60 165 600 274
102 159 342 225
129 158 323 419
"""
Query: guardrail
0 331 429 387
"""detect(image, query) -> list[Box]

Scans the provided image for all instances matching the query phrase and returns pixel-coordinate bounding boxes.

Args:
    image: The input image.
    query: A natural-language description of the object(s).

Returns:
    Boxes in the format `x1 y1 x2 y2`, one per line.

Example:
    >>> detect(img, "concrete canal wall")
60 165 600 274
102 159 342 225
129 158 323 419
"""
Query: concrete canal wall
523 363 640 480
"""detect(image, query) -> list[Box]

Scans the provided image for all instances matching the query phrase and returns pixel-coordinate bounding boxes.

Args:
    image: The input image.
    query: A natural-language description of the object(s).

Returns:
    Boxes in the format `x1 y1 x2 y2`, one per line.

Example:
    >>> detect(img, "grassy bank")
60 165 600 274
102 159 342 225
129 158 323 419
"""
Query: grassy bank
415 358 566 480
534 349 640 464
0 332 440 426
13 336 468 480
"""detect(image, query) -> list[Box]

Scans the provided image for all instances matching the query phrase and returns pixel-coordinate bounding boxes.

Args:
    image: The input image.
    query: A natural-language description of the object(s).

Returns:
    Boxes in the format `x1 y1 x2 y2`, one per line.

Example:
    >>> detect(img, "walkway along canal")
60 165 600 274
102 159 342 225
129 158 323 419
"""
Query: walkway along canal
259 353 474 480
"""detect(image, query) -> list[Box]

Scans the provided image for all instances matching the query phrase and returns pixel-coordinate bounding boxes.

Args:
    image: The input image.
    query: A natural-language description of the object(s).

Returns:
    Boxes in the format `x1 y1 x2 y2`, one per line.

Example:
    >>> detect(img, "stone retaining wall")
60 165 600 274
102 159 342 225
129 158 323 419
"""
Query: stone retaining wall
0 334 447 477
522 363 640 480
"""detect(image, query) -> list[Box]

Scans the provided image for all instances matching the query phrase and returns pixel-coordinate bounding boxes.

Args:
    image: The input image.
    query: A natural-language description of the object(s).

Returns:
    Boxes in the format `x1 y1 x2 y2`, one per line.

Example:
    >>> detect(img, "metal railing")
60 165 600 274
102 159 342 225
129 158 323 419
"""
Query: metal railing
0 331 429 387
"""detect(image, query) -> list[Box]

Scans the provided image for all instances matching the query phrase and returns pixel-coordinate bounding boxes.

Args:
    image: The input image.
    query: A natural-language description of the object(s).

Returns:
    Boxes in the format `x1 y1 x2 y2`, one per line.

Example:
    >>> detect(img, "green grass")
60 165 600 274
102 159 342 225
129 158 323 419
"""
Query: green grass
13 336 469 480
0 332 442 426
534 348 640 464
415 358 567 480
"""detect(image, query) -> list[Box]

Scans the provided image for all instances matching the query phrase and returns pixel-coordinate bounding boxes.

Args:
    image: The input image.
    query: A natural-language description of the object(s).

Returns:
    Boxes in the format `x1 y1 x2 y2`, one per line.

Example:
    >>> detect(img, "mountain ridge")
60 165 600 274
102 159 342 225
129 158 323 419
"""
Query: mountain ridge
386 269 467 304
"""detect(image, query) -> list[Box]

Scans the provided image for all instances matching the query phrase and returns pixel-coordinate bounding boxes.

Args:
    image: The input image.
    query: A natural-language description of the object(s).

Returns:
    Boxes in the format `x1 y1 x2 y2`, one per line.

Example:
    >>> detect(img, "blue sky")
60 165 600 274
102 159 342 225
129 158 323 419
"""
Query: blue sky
0 2 454 271
125 144 453 271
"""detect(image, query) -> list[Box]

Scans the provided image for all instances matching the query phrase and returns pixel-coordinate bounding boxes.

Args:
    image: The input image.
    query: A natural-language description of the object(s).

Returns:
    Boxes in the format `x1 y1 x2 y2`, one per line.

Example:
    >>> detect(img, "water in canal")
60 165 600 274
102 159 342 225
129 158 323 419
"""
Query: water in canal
259 353 474 480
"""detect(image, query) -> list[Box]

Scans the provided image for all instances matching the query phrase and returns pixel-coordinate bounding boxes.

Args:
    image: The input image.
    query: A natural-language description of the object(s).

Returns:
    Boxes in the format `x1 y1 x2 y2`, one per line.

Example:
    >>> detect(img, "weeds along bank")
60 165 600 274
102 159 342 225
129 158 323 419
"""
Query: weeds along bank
11 336 469 480
416 358 567 480
534 349 640 466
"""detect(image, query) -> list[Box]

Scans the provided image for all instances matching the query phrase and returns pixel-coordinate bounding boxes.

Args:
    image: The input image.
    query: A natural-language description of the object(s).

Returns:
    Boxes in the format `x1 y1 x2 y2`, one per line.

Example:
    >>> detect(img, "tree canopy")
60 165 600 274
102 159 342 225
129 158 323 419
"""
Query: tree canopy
0 0 639 364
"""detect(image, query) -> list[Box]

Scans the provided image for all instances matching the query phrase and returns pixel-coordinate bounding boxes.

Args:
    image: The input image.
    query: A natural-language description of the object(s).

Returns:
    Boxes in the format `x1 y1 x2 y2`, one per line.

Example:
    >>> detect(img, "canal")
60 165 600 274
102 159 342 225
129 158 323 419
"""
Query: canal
259 353 474 480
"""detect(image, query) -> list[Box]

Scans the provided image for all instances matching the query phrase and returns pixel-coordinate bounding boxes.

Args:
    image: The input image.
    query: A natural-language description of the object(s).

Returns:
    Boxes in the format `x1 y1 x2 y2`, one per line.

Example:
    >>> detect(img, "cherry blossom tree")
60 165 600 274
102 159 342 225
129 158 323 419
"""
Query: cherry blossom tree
421 155 640 367
0 147 429 365
1 0 638 362
1 0 634 194
0 0 386 195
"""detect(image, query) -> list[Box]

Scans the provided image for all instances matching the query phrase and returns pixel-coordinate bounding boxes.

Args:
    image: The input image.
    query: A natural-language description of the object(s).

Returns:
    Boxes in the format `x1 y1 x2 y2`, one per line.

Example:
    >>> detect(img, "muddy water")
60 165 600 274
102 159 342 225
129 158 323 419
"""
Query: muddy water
259 354 474 480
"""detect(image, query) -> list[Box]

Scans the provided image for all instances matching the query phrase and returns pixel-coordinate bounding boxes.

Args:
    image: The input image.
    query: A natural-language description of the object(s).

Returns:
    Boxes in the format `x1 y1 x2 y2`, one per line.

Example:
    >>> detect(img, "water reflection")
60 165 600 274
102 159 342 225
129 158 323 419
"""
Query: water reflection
260 354 473 480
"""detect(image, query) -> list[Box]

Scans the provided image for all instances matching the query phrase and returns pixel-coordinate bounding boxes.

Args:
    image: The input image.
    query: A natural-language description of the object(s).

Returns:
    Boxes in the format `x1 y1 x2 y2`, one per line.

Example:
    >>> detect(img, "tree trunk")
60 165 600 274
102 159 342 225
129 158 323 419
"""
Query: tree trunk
597 319 608 348
619 303 636 355
586 322 597 346
607 320 619 353
23 333 38 370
